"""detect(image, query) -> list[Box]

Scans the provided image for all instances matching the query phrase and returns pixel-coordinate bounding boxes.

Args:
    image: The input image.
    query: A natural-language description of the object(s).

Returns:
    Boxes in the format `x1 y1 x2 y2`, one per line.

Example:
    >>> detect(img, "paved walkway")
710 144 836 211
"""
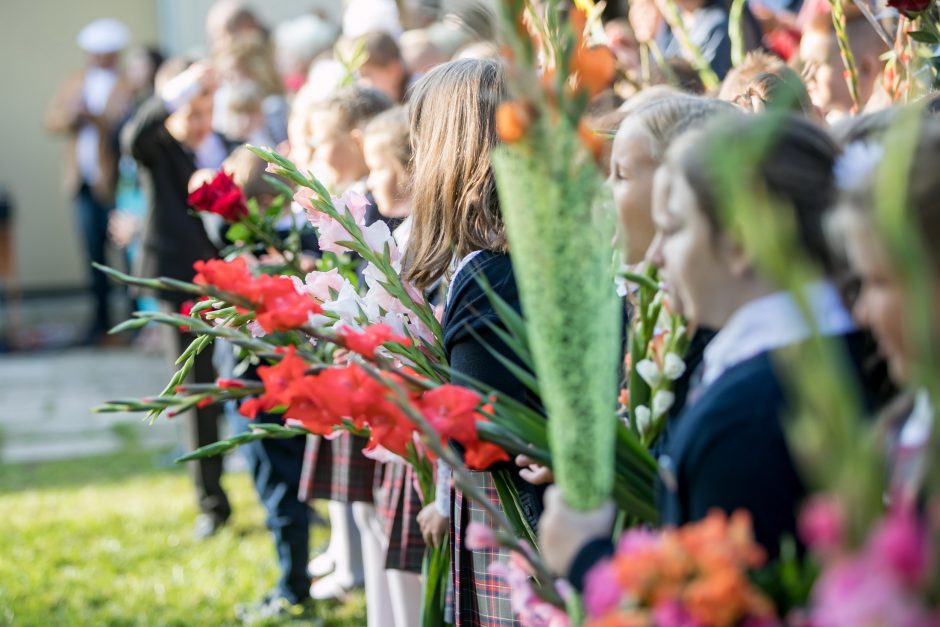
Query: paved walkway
0 346 180 463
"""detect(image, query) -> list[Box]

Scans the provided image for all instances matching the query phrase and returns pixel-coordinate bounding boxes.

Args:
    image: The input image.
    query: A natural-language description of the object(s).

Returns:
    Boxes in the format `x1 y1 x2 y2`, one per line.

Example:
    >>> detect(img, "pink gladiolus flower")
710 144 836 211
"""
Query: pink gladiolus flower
302 268 348 302
811 553 936 627
870 506 932 587
489 560 571 627
336 189 369 226
799 495 845 555
465 522 499 550
582 559 622 618
406 315 437 346
653 600 703 627
616 527 659 553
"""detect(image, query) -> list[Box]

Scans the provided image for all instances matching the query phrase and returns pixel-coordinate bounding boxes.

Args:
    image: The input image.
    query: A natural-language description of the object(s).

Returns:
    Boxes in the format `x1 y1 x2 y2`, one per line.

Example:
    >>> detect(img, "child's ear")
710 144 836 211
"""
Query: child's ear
350 128 365 149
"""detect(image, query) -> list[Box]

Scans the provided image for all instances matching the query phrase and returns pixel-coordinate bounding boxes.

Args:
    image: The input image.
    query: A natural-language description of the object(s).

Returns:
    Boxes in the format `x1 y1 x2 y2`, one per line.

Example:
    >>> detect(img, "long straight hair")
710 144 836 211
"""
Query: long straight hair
403 59 508 289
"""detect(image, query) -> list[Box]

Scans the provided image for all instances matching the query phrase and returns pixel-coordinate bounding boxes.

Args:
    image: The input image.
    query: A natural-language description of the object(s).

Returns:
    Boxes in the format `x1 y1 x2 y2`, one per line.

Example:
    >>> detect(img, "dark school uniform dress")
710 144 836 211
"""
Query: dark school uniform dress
298 433 376 504
374 461 427 573
659 331 890 559
296 195 396 506
444 251 545 627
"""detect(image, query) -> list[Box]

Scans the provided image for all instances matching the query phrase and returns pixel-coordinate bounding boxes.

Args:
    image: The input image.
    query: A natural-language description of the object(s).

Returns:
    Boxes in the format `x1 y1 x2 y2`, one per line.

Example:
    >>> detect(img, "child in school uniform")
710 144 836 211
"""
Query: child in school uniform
297 85 394 601
358 105 425 627
406 59 538 627
831 116 940 505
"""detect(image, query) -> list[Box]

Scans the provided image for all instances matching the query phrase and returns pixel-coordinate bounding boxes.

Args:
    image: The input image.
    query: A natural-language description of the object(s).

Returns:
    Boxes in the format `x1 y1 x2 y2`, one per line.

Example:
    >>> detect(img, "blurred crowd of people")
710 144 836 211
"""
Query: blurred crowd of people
42 0 936 625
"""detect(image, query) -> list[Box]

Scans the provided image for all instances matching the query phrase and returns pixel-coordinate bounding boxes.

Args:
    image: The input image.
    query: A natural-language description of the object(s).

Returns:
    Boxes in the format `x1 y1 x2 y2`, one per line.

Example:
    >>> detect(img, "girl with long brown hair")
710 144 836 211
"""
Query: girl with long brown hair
408 58 534 627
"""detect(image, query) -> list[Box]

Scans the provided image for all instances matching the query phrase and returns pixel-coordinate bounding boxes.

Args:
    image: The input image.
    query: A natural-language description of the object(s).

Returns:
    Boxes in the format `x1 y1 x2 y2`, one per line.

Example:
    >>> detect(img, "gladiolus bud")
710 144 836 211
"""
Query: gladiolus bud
652 390 675 418
635 405 652 434
663 353 686 381
636 359 662 387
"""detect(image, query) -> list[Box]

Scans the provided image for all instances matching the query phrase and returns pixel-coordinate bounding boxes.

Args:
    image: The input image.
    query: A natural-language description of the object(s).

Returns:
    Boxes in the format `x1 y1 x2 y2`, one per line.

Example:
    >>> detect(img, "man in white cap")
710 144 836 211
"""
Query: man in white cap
46 18 134 344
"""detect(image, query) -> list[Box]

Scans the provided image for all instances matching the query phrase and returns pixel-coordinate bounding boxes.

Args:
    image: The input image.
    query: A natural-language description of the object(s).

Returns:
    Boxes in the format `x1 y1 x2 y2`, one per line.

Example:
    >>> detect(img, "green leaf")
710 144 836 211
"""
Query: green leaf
908 29 940 44
225 222 252 243
108 318 150 335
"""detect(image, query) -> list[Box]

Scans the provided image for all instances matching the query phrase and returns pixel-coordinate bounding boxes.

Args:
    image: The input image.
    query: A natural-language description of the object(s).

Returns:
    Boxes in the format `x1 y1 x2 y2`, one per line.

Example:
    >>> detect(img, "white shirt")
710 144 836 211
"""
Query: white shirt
701 281 856 387
900 389 933 448
76 67 118 185
194 133 229 170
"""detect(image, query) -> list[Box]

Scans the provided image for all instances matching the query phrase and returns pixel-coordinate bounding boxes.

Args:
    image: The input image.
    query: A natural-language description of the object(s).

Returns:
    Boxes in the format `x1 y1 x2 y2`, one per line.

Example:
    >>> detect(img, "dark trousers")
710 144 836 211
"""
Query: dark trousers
75 185 112 334
228 408 311 603
161 305 231 521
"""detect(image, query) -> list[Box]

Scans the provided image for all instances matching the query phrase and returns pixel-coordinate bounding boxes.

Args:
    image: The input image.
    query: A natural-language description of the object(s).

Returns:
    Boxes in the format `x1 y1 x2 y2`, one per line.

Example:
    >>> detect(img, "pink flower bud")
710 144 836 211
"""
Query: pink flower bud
799 495 845 555
465 522 499 550
870 506 931 586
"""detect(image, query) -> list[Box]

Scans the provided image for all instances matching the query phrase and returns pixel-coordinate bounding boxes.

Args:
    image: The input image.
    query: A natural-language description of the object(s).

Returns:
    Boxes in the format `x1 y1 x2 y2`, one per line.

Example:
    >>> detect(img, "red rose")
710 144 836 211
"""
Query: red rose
188 170 248 222
889 0 931 15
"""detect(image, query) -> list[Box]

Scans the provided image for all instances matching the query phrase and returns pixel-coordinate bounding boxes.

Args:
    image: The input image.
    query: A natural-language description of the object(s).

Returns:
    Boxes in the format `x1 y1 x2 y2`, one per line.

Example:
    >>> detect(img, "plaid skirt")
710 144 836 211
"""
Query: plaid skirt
450 471 519 627
374 461 427 573
298 433 376 503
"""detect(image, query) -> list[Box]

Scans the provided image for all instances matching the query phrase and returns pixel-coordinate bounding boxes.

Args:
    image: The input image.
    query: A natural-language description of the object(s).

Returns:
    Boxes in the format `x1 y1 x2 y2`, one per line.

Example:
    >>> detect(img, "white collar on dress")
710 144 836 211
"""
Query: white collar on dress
900 389 934 448
445 250 484 308
701 280 856 387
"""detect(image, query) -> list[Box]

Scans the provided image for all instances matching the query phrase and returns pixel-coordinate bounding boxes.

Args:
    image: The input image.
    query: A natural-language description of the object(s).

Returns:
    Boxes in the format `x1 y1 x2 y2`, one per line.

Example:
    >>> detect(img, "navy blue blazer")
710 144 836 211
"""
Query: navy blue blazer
658 350 801 558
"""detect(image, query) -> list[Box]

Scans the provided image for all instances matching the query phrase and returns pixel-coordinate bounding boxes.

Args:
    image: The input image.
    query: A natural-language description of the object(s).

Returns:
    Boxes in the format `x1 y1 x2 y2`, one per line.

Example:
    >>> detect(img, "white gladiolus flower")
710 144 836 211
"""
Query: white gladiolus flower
636 359 662 387
652 390 675 418
635 405 652 434
663 353 686 380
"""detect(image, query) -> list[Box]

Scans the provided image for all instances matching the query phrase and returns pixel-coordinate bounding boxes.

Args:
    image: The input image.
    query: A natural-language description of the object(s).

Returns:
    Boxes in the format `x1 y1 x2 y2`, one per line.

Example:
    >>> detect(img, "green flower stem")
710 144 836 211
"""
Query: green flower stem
243 219 305 276
729 0 748 67
828 0 862 111
248 145 446 362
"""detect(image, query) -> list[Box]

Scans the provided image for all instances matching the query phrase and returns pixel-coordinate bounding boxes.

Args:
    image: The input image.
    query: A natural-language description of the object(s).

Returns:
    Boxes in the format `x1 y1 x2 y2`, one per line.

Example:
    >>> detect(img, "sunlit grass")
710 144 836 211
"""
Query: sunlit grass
0 448 365 626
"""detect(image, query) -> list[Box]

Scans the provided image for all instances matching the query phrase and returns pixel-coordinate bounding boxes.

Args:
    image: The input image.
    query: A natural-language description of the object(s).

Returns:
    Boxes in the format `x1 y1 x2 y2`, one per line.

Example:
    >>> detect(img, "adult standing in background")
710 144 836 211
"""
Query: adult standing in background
122 59 234 540
46 18 134 345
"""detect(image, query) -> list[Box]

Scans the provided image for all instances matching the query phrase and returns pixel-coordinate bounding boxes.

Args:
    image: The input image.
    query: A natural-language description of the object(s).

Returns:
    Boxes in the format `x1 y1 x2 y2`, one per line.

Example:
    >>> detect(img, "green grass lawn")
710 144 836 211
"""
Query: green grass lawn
0 448 365 626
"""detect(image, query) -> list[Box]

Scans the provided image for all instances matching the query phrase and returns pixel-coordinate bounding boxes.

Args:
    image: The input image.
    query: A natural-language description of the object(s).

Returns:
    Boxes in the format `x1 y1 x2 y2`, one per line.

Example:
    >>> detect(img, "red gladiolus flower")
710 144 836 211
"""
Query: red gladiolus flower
188 170 248 222
364 402 416 458
253 276 323 333
464 440 510 470
217 379 246 389
240 346 308 418
418 385 482 445
192 259 322 332
338 324 412 359
193 257 255 295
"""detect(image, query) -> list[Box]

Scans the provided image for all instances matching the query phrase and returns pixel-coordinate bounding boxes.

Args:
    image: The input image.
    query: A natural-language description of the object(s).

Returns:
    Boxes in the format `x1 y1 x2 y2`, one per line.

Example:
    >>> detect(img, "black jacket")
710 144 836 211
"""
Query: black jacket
442 250 546 530
121 97 219 304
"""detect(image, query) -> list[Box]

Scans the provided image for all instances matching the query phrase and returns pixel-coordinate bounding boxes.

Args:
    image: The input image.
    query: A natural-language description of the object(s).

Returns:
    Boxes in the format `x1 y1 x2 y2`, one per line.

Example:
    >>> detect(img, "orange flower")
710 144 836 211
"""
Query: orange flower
496 100 535 143
571 44 617 98
578 119 605 160
684 567 752 627
588 610 651 627
618 388 630 406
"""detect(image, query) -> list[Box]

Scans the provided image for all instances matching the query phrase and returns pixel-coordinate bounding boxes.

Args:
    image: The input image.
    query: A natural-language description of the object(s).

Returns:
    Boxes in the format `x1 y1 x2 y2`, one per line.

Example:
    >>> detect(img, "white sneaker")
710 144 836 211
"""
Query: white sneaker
309 574 362 601
307 552 335 579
